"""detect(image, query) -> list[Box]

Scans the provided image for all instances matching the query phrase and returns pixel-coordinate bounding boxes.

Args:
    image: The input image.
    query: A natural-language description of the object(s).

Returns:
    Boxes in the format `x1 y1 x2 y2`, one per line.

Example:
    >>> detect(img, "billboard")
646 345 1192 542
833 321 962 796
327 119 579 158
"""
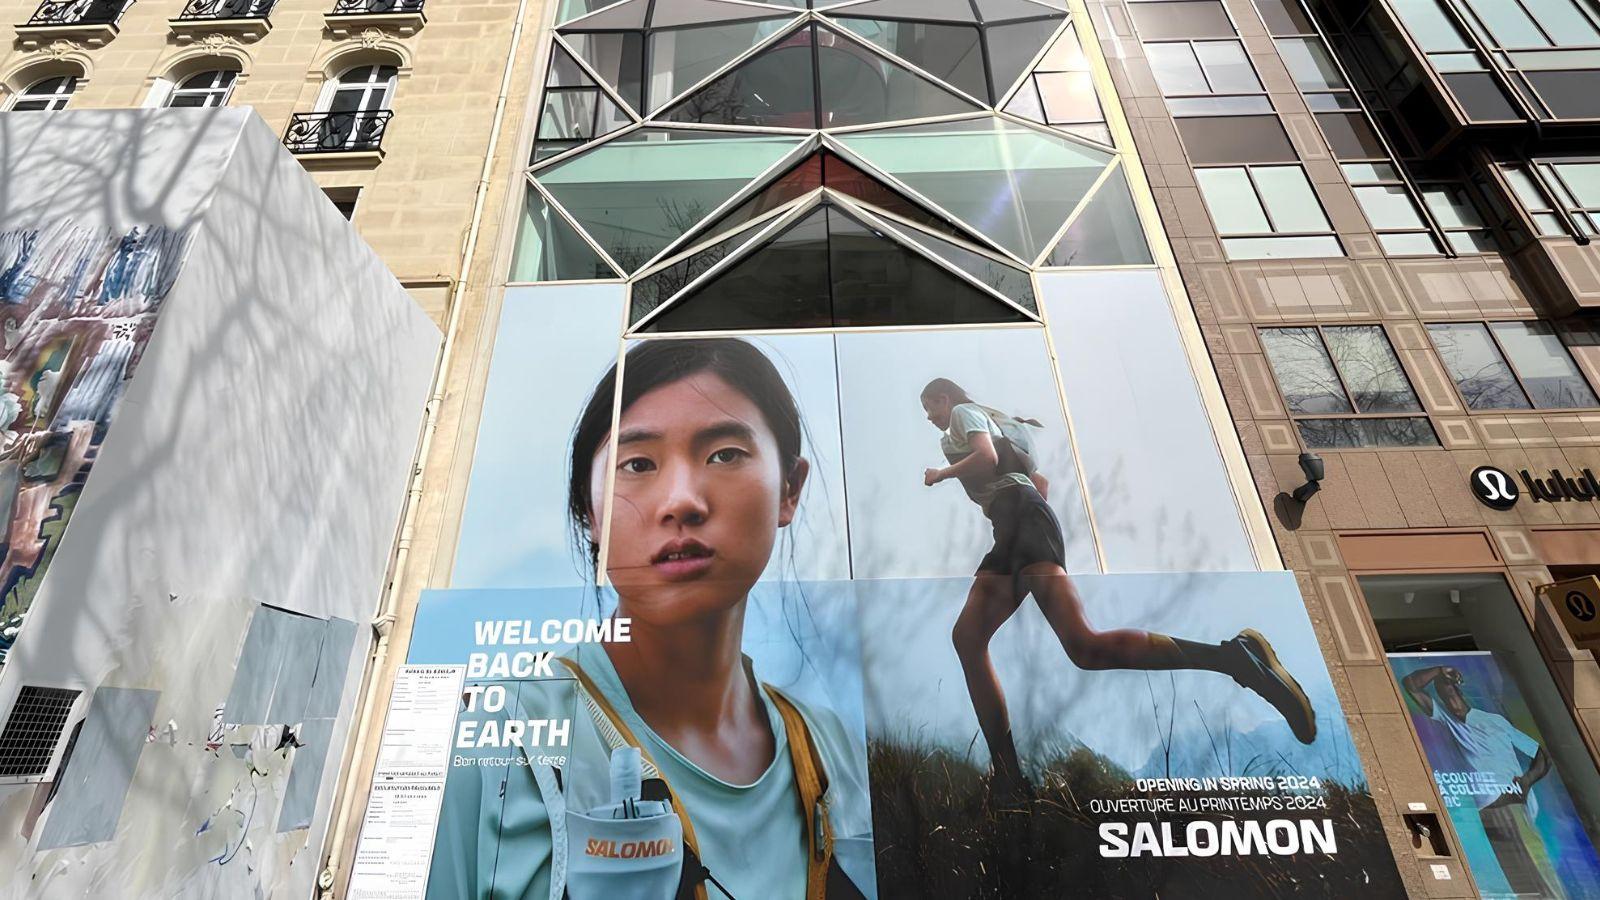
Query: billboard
406 571 1400 899
1389 652 1600 899
369 312 1408 898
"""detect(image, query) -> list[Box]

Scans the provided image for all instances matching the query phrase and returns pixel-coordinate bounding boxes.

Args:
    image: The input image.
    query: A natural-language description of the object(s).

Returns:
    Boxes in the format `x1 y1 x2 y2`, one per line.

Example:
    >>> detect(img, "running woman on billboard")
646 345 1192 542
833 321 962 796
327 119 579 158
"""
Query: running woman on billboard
429 338 870 900
919 378 1319 797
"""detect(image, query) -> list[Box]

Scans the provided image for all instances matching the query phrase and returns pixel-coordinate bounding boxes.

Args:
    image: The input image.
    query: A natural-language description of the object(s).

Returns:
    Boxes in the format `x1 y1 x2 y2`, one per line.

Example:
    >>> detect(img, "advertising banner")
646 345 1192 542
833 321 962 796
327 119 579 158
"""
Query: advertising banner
1389 652 1600 899
400 295 1404 897
407 572 1401 899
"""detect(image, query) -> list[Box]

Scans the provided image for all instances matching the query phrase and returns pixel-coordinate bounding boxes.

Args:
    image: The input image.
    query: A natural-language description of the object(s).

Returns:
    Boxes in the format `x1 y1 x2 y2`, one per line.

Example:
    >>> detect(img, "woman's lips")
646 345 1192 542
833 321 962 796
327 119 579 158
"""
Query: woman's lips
650 541 715 580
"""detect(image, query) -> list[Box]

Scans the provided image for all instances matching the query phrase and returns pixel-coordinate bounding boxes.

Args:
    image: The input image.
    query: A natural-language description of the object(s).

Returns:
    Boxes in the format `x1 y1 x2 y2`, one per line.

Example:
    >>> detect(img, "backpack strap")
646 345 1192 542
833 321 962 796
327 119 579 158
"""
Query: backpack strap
763 686 834 900
554 657 709 900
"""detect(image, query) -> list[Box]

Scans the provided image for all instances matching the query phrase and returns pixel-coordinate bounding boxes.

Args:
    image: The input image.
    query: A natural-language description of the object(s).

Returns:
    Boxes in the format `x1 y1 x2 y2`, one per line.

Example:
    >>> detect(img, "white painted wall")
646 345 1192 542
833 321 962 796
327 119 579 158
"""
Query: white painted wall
0 109 439 899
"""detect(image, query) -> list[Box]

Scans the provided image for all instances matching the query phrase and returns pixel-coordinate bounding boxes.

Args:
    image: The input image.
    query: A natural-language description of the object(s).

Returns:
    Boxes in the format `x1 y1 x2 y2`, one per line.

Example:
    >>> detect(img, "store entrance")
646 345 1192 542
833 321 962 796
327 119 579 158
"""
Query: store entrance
1357 573 1600 900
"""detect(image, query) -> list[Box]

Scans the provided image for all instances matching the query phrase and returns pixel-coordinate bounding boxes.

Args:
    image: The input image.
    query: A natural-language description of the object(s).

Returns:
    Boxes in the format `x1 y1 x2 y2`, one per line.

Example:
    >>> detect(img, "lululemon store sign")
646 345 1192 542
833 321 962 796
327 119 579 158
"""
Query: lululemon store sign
1470 465 1600 508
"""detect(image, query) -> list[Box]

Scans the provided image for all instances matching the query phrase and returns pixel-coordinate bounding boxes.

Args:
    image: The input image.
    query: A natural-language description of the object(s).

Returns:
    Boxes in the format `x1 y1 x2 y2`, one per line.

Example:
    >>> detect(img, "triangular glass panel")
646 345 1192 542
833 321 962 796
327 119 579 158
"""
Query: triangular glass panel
1061 123 1113 145
818 25 985 127
1036 71 1103 125
535 129 805 272
547 45 592 88
511 188 618 281
631 222 769 323
643 203 1028 331
1045 166 1153 266
690 154 823 243
1038 21 1089 73
830 16 988 103
974 0 1062 23
837 116 1112 260
647 17 795 114
562 32 645 114
557 0 635 25
818 151 977 242
682 149 979 251
661 26 818 127
535 90 631 161
823 0 980 23
985 17 1062 99
535 45 632 161
1003 75 1046 123
561 0 648 29
648 0 794 27
888 220 1037 311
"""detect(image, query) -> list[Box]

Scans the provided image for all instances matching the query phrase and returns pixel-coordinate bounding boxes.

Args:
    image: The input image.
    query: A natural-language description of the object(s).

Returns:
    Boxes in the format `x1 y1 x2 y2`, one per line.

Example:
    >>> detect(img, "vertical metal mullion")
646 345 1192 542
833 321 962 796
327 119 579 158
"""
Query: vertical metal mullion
809 21 823 128
1244 166 1280 235
1315 324 1366 414
1483 320 1540 409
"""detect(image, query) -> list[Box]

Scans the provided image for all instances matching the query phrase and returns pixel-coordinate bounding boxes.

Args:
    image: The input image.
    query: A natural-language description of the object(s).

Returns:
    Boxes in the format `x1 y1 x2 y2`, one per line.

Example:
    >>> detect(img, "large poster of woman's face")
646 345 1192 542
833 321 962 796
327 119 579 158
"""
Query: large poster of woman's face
416 300 1405 898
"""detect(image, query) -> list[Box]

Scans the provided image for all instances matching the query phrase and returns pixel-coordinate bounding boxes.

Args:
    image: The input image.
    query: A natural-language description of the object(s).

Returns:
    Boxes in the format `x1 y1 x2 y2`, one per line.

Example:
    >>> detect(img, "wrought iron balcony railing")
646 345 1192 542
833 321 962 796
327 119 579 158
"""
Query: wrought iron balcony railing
176 0 274 19
283 110 393 155
329 0 422 13
27 0 126 26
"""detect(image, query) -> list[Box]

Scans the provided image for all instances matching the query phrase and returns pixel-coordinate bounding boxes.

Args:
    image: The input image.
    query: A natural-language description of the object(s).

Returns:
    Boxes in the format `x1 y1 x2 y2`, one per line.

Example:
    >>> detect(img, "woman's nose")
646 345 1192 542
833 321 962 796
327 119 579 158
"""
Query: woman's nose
657 462 709 526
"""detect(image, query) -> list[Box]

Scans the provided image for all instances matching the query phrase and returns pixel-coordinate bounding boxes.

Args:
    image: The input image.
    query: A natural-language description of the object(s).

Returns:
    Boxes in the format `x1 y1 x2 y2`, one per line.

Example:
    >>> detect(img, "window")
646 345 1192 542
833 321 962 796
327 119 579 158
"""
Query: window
1419 181 1499 252
1259 324 1437 448
316 64 398 151
323 187 359 220
1276 36 1359 109
1427 320 1598 410
1145 39 1272 115
1531 158 1600 236
167 70 237 108
1195 165 1343 259
1499 162 1565 236
1342 163 1440 255
9 76 76 112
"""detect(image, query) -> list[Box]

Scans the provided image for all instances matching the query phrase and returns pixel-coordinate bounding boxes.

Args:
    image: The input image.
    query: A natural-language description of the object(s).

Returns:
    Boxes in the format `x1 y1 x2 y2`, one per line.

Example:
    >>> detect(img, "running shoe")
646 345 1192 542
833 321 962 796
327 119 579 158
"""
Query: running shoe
1226 629 1317 744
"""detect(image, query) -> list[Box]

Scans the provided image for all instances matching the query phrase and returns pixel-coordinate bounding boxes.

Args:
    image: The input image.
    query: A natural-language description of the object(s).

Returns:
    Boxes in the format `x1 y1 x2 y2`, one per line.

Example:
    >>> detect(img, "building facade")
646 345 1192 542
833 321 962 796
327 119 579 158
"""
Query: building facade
1087 0 1600 896
333 0 1599 898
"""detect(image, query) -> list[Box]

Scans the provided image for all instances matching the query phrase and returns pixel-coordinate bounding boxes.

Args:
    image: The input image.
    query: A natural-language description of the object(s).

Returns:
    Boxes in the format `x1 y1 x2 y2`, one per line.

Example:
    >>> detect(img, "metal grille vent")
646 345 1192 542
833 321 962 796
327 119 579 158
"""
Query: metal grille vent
0 686 79 778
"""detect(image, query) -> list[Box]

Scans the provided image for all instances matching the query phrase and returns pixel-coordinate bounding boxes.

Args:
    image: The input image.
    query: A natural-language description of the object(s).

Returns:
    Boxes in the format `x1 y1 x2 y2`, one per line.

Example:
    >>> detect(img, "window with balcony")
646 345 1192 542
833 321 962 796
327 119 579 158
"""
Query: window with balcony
1195 164 1343 258
285 64 396 155
1419 181 1500 252
330 0 422 12
174 0 271 19
25 0 128 26
9 76 76 111
1343 163 1441 255
1258 324 1438 448
1427 320 1598 410
166 70 236 108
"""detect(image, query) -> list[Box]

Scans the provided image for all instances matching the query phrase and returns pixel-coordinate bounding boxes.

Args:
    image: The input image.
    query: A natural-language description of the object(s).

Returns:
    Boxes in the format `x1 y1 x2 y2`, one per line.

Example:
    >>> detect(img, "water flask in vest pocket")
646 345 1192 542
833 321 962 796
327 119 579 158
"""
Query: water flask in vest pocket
565 747 684 900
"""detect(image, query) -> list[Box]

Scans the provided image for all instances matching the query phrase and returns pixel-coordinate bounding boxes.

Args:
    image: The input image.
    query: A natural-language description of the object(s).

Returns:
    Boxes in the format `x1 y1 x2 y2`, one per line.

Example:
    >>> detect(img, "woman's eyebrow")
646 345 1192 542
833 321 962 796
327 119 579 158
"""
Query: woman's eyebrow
695 420 757 445
615 427 663 446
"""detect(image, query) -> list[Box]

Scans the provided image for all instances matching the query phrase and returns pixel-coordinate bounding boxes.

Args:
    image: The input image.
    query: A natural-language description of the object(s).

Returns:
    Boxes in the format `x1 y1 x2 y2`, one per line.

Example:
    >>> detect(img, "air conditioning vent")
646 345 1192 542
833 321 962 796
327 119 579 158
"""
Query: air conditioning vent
0 686 80 778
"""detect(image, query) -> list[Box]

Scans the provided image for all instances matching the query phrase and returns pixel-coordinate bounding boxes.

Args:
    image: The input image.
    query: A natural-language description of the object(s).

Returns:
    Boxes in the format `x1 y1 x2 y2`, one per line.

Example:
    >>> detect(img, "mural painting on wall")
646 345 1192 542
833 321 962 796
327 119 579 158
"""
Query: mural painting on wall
0 222 189 664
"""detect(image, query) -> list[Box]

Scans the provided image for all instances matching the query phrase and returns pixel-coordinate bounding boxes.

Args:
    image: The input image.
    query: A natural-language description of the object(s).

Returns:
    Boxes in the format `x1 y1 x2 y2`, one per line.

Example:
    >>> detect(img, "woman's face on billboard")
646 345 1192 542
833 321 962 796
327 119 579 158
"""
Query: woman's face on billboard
589 371 805 624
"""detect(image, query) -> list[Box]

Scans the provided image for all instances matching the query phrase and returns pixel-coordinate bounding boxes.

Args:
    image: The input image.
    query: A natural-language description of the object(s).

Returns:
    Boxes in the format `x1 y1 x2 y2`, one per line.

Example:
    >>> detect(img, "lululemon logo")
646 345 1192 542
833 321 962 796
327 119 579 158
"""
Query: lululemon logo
1470 466 1519 510
1568 591 1598 623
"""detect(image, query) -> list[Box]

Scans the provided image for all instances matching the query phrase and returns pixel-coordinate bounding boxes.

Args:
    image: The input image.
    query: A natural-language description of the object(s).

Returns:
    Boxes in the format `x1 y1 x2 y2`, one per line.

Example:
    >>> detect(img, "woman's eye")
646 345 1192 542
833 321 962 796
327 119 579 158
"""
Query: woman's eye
619 457 655 474
707 447 749 465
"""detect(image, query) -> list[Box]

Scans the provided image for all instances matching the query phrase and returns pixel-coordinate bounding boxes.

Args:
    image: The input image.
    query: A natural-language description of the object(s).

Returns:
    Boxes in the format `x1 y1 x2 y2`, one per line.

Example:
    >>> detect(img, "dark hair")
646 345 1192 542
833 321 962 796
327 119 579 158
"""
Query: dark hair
567 338 805 574
920 377 972 405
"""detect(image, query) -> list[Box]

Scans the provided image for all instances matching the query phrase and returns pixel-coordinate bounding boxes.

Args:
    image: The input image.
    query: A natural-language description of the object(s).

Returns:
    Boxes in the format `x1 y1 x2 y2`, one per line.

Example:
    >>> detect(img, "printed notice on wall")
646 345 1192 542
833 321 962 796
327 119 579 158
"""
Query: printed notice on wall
347 666 464 900
373 665 465 781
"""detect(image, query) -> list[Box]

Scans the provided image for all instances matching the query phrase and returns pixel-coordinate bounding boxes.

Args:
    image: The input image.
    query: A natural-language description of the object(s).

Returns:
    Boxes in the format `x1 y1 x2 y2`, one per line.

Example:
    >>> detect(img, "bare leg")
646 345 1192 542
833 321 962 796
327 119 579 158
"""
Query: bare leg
1020 562 1318 743
1028 472 1049 501
952 573 1025 783
1022 563 1191 670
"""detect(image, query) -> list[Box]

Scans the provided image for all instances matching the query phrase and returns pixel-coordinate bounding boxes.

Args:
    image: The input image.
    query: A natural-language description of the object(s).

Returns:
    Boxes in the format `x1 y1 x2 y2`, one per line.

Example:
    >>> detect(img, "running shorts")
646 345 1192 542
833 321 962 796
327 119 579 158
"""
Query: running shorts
977 483 1066 576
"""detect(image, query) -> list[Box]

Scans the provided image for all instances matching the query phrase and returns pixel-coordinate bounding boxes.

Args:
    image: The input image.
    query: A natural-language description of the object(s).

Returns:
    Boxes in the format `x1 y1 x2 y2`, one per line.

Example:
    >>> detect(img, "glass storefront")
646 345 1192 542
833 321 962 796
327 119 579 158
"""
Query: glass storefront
1361 573 1600 899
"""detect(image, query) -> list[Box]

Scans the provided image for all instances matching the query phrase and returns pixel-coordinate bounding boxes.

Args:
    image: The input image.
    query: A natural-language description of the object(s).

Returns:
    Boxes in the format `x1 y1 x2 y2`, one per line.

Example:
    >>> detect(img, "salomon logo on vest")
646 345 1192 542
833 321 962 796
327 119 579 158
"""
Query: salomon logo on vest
585 838 676 859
